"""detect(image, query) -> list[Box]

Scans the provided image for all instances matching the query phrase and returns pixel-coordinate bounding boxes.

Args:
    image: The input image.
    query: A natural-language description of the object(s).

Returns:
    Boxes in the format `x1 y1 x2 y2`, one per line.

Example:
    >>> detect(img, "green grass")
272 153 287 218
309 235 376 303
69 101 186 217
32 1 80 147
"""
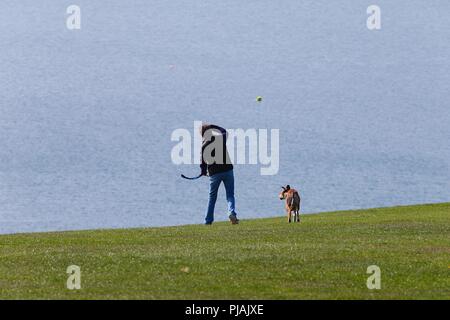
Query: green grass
0 203 449 299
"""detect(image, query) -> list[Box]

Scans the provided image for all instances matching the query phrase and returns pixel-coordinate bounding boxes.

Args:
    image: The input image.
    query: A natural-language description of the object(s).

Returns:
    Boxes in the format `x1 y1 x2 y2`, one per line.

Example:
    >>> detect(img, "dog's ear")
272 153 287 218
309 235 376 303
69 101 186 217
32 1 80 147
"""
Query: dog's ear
281 186 286 191
286 185 290 190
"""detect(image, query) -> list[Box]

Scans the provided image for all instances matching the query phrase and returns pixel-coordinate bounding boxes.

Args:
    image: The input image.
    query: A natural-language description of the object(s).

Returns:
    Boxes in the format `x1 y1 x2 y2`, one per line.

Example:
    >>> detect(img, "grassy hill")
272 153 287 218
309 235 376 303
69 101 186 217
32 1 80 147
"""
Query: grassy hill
0 203 449 299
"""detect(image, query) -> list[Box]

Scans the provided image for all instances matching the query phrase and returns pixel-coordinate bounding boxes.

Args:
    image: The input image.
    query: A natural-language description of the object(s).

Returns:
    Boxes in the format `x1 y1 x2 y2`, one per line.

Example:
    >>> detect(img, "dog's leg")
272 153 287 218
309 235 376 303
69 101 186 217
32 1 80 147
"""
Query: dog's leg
287 208 291 223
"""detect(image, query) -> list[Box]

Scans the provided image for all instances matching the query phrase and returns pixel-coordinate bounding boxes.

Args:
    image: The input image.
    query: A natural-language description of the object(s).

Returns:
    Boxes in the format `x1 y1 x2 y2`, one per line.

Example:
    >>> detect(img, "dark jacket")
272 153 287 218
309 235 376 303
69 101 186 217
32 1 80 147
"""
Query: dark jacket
200 125 233 176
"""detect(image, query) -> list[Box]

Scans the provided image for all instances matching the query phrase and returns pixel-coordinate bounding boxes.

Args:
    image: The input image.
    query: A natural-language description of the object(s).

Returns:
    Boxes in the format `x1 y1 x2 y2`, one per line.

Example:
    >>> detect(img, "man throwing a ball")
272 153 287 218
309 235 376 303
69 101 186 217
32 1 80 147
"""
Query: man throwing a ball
200 123 239 225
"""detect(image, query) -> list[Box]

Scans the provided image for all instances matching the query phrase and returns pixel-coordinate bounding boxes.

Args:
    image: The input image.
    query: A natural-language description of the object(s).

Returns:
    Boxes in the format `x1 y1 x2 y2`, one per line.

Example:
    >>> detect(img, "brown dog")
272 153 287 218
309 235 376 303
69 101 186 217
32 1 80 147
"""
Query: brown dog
279 185 301 223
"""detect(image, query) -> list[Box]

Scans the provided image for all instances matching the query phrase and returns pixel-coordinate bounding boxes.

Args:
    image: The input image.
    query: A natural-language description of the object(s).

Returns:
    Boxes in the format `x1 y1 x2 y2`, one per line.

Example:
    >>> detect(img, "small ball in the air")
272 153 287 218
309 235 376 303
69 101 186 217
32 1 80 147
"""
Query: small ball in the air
256 96 263 102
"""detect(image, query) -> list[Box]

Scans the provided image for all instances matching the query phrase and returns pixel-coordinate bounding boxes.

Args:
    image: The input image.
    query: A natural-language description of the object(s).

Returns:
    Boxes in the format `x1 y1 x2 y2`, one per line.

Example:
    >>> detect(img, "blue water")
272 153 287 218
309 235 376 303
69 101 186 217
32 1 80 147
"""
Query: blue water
1 1 449 234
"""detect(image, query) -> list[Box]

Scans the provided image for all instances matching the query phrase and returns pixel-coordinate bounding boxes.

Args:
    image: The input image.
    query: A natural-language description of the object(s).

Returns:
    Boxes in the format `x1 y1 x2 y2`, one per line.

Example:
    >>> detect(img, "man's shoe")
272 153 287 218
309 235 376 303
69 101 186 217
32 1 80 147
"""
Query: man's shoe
229 214 239 225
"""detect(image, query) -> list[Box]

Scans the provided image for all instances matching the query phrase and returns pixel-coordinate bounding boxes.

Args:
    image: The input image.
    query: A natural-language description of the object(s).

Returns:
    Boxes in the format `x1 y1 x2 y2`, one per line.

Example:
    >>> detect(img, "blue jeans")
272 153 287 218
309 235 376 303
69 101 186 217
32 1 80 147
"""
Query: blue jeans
205 169 237 224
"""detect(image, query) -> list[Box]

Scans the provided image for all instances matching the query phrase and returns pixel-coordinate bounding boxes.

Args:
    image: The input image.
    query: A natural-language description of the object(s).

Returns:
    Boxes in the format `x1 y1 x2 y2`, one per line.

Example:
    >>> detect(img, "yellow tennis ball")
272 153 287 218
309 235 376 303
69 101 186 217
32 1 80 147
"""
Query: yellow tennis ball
256 96 263 102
